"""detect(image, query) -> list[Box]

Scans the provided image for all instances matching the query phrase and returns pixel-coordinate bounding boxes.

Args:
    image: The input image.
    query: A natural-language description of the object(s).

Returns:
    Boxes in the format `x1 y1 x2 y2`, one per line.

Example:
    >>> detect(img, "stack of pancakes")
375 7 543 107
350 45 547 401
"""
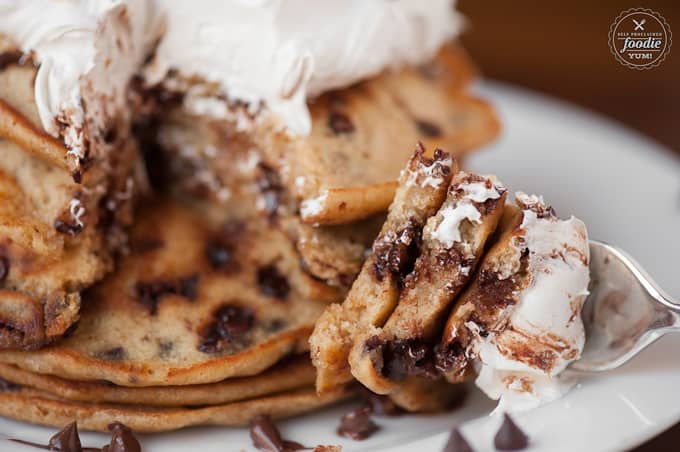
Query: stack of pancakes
0 26 500 432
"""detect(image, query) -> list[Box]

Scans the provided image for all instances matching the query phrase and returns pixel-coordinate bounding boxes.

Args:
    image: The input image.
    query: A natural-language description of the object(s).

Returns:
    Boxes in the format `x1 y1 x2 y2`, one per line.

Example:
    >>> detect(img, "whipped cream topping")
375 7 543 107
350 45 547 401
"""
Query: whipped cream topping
433 176 503 247
144 0 462 135
472 192 590 412
0 0 158 160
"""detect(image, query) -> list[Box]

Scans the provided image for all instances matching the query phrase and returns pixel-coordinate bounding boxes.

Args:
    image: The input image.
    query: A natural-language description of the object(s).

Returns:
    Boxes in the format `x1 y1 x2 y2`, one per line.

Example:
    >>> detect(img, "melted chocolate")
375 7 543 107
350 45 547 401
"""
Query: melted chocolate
134 274 199 314
494 414 529 451
198 303 255 354
257 265 290 300
54 219 84 236
442 428 474 452
372 219 421 284
327 111 354 134
367 338 437 381
249 414 307 452
206 240 235 271
336 406 379 440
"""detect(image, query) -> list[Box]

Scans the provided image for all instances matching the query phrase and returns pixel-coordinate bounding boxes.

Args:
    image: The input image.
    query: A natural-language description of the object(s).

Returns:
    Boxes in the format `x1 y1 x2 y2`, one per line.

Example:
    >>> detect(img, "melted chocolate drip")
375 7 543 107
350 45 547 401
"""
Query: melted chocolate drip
442 428 474 452
336 406 379 440
494 414 529 451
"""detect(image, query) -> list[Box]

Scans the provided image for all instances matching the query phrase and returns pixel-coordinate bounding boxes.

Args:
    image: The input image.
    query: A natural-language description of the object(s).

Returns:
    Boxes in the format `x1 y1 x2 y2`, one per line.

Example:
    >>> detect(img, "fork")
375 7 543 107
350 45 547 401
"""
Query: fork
570 241 680 372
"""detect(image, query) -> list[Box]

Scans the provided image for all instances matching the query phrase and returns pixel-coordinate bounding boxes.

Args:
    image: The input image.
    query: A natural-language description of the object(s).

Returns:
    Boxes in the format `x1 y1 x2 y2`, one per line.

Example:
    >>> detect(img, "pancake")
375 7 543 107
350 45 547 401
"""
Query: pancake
0 35 146 350
0 355 314 407
0 383 353 433
0 196 331 386
349 173 507 397
310 146 457 394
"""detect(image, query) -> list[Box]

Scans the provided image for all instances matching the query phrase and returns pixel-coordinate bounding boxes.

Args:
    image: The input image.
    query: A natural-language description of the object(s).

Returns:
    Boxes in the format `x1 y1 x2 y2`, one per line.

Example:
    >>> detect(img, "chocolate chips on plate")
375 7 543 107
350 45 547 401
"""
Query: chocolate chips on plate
494 413 529 451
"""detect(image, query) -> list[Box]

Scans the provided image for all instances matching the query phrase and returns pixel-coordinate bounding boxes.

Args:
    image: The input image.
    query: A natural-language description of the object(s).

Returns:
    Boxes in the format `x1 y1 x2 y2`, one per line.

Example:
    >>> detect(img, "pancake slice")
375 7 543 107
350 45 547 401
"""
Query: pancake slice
349 173 507 397
436 195 590 397
309 145 456 394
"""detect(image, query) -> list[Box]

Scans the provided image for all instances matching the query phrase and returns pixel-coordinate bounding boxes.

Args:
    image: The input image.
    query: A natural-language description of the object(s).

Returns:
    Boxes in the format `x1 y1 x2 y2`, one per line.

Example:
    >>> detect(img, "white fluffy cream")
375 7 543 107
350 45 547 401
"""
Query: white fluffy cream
144 0 462 135
0 0 158 159
433 178 502 247
472 192 590 412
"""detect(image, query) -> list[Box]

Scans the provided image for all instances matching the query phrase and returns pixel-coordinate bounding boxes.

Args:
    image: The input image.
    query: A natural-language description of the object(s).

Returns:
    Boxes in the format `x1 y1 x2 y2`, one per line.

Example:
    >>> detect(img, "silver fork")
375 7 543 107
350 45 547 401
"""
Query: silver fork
571 240 680 372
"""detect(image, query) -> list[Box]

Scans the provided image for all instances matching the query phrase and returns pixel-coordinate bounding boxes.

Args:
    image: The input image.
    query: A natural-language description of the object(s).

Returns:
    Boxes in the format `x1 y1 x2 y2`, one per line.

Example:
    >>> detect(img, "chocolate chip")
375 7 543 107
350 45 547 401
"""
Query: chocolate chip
327 111 354 134
54 219 83 236
48 422 82 452
0 377 21 392
249 414 306 452
443 428 473 452
494 414 529 451
337 406 379 440
257 265 290 300
206 240 235 271
158 340 174 358
179 274 199 299
198 303 255 354
372 220 421 284
250 414 284 452
97 347 126 361
415 119 442 138
134 274 199 315
72 169 82 184
0 255 9 282
106 422 141 452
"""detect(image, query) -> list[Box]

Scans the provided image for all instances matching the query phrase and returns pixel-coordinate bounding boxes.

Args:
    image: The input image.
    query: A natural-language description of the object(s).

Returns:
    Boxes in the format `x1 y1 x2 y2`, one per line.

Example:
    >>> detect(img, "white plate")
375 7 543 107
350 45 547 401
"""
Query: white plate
1 82 679 452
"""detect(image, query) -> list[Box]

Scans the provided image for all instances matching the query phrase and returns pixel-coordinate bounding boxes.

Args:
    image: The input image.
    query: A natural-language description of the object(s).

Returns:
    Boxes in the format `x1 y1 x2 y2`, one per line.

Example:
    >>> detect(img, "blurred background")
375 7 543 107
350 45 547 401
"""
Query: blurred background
459 0 679 155
457 1 678 449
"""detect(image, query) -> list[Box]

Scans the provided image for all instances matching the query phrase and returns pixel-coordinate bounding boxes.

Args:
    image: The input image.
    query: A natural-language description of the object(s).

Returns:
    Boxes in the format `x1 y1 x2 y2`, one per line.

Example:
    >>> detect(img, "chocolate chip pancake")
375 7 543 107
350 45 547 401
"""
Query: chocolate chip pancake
0 355 314 407
0 197 331 386
348 173 506 397
139 44 499 289
0 383 353 433
0 35 146 350
310 145 457 395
